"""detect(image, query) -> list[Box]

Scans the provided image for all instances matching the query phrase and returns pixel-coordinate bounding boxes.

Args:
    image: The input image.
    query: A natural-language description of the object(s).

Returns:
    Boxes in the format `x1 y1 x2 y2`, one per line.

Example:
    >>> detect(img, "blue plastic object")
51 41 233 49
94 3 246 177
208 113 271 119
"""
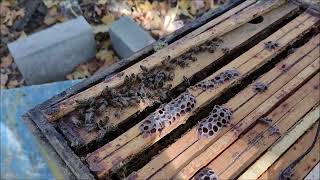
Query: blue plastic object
0 80 81 179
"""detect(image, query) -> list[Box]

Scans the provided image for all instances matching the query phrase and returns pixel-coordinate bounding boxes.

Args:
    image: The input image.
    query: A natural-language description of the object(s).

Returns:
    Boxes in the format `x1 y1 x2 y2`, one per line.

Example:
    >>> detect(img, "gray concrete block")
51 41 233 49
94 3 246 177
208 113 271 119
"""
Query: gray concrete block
109 16 155 59
8 16 96 85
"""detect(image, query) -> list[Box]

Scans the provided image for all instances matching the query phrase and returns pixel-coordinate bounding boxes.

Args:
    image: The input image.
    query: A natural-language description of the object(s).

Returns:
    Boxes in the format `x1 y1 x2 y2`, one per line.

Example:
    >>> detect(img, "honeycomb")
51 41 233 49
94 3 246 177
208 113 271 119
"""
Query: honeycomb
140 92 196 137
197 105 232 138
194 168 219 180
195 69 240 90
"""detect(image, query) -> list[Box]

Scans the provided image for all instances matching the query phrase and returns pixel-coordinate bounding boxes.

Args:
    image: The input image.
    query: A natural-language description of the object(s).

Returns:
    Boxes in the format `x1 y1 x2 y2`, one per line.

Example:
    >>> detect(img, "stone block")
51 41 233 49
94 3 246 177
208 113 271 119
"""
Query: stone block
8 16 96 85
109 16 155 59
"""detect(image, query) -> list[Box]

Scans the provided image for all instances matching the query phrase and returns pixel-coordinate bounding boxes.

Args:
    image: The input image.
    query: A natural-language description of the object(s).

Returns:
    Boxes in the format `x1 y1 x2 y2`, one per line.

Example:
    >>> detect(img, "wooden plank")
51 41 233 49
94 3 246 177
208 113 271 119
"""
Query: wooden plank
156 63 320 179
174 58 320 179
258 122 319 180
238 106 320 180
304 163 320 180
206 75 320 179
134 35 320 179
60 2 300 148
27 110 95 180
86 13 318 178
294 157 320 180
87 11 314 164
88 12 317 165
43 0 286 122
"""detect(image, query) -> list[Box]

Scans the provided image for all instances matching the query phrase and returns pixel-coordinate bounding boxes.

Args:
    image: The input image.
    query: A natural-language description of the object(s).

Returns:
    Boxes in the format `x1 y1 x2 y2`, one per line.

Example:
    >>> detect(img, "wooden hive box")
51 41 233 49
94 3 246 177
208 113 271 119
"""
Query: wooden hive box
23 0 320 179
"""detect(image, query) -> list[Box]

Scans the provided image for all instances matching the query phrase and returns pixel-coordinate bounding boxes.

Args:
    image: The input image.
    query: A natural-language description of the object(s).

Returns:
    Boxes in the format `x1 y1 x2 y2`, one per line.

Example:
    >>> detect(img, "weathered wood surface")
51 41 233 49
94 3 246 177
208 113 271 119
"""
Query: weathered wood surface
173 40 320 179
26 110 95 180
208 78 319 179
43 0 286 122
132 17 320 180
239 106 320 180
59 2 300 148
85 10 318 178
258 122 319 180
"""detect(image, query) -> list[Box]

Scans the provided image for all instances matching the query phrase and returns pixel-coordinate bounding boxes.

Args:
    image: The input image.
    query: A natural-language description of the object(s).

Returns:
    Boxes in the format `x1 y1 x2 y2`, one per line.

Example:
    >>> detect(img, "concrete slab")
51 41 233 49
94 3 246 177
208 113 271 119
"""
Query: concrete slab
0 80 81 179
109 16 155 59
8 16 96 85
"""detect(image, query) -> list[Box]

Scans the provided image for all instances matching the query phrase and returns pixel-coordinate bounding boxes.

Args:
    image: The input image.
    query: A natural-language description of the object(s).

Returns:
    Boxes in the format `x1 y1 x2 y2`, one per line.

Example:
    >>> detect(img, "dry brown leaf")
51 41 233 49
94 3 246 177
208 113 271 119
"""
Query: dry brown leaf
66 64 91 80
55 14 66 22
101 14 115 25
18 31 27 40
44 16 57 25
138 1 152 13
7 79 19 88
43 0 59 8
100 39 111 49
94 5 102 16
0 2 10 17
0 56 13 68
0 24 9 35
97 0 108 5
96 49 114 62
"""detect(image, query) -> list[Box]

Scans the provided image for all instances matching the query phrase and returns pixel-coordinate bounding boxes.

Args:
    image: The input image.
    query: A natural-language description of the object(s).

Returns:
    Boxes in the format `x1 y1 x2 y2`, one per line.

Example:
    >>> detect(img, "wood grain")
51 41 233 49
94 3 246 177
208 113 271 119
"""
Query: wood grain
135 34 320 180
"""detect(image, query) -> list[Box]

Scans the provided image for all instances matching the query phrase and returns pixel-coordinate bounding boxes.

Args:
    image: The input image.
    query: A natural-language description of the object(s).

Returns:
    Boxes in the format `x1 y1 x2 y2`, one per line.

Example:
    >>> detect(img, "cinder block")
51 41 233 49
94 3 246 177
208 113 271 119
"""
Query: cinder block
109 16 155 59
8 16 96 85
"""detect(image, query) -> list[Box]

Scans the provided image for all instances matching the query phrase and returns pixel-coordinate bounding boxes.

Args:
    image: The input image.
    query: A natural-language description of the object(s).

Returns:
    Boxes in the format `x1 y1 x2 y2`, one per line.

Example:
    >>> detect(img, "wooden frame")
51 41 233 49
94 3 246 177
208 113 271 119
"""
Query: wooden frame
22 1 249 178
58 1 300 150
22 1 319 179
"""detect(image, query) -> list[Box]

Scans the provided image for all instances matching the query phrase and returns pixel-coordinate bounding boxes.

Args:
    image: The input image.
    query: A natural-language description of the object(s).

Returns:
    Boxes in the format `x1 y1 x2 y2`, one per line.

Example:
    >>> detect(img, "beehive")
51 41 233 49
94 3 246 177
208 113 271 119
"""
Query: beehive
24 0 320 179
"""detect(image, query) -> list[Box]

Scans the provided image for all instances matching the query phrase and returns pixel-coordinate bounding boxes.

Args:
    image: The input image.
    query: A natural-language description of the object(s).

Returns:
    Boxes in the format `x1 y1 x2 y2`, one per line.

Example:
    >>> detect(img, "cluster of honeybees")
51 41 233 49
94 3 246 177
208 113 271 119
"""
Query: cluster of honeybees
67 38 223 139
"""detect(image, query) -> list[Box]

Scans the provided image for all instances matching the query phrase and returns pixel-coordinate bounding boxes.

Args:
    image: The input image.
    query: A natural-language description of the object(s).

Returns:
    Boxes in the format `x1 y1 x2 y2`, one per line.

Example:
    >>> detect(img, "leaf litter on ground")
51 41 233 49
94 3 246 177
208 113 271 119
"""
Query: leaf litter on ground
0 0 228 89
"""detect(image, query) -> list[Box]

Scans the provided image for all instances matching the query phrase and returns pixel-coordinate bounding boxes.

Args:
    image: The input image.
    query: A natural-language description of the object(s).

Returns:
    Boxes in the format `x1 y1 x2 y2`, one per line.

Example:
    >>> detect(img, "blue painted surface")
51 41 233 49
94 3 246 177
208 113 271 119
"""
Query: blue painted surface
0 80 81 179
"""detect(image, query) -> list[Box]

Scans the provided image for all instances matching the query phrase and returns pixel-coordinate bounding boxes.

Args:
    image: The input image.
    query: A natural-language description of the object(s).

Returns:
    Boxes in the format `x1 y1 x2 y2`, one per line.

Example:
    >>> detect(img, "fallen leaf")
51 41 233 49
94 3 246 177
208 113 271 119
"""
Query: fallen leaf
7 79 19 88
190 0 205 15
43 0 59 8
98 0 108 5
44 6 65 25
101 14 115 25
138 1 152 13
18 31 27 40
55 14 66 22
0 24 9 36
0 56 13 68
96 49 114 62
44 15 57 25
94 5 102 16
0 1 10 17
66 64 91 80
